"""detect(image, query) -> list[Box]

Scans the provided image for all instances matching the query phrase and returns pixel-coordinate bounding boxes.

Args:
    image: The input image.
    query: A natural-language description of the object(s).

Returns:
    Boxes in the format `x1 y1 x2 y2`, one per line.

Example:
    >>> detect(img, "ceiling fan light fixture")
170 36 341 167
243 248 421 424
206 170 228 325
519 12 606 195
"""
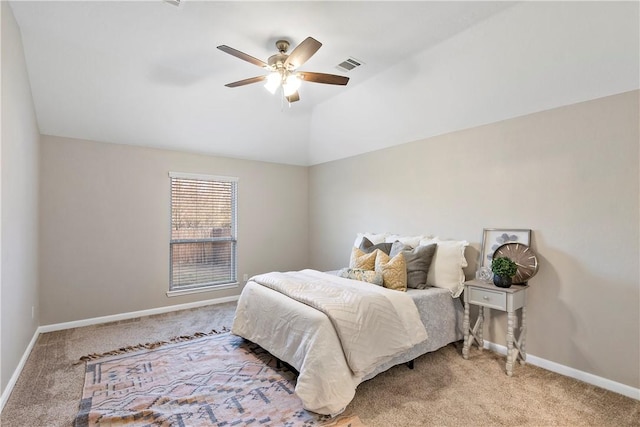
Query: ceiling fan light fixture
264 72 281 94
220 37 348 104
282 74 301 97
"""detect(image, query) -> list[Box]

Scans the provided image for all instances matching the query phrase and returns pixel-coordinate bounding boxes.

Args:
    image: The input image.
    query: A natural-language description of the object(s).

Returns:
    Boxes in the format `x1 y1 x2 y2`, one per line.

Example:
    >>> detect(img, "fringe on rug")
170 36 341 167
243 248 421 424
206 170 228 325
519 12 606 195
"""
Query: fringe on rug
75 327 230 364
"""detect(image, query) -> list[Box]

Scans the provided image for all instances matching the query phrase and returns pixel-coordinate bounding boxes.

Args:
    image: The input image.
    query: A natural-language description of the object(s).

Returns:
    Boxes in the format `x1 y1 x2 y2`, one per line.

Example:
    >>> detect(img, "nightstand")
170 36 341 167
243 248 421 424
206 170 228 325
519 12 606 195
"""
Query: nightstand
462 279 529 376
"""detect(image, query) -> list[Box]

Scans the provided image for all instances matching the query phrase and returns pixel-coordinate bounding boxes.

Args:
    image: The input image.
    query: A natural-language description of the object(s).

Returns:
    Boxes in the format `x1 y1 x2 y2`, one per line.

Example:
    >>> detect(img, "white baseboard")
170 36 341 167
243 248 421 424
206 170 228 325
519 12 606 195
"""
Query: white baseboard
483 341 640 401
39 295 239 333
0 295 239 414
0 328 39 412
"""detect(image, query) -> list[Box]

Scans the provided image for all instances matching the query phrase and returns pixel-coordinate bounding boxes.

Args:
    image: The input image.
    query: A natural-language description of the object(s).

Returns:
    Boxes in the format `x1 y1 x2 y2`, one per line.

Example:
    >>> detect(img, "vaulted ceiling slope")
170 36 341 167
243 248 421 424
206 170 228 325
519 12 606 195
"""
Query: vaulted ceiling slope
310 1 640 164
9 1 639 166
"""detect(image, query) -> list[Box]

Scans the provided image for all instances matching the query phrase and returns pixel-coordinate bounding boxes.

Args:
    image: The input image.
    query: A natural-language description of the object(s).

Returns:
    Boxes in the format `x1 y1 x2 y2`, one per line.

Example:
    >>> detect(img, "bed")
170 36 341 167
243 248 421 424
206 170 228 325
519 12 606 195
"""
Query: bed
231 267 465 415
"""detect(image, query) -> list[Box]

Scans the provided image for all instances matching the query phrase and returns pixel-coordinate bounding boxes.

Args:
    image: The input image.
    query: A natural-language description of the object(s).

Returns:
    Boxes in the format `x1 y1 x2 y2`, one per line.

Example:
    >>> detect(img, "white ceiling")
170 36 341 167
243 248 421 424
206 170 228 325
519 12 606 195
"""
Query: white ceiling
9 0 516 165
9 1 639 166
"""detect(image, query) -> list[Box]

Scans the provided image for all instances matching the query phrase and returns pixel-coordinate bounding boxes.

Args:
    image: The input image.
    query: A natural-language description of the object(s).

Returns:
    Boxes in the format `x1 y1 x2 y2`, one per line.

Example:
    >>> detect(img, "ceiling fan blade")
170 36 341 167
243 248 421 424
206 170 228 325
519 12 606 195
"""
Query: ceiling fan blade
285 91 300 103
299 72 349 86
224 75 267 88
284 37 322 69
217 45 268 68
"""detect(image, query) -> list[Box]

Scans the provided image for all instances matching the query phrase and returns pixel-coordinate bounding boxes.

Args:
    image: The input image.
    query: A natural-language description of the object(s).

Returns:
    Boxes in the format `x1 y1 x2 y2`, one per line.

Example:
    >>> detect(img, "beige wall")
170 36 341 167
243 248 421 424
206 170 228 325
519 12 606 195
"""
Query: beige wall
1 2 41 393
309 91 640 389
39 136 309 324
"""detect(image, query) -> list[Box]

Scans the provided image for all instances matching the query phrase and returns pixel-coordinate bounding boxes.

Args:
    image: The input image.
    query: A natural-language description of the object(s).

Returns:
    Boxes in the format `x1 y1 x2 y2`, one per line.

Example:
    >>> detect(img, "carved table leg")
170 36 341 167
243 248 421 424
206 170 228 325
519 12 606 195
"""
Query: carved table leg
462 300 470 359
520 305 527 365
506 310 515 376
477 306 484 351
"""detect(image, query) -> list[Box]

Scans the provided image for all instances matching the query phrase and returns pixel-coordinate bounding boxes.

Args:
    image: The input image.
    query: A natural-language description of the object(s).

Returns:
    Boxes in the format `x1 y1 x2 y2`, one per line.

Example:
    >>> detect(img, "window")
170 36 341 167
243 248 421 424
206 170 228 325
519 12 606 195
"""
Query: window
169 172 238 295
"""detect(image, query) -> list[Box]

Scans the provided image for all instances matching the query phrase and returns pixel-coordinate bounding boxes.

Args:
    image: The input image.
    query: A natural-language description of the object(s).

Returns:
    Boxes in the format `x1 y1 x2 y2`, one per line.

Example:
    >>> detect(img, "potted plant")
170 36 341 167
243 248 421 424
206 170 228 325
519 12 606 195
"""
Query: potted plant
491 256 517 288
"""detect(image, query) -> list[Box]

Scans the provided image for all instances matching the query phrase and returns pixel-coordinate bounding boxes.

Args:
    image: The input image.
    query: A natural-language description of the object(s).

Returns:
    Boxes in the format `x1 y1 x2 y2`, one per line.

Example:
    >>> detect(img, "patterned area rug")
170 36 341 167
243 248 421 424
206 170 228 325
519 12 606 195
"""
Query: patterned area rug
75 332 364 426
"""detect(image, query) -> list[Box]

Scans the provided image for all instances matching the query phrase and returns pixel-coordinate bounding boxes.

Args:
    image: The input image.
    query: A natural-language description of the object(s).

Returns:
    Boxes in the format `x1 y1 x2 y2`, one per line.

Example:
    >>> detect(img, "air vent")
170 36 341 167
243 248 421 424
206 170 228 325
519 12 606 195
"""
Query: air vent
336 57 363 72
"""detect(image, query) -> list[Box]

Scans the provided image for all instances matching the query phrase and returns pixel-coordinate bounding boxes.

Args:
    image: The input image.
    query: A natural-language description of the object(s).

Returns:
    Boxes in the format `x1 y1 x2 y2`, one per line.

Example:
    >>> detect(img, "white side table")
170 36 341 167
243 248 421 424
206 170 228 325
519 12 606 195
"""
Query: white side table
462 279 529 376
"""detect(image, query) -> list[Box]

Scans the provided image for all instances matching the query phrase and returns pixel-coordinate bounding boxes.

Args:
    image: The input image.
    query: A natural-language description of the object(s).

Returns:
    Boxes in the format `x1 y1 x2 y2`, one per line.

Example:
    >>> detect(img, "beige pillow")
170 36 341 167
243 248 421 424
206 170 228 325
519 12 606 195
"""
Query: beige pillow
420 237 468 297
349 247 378 270
375 251 407 292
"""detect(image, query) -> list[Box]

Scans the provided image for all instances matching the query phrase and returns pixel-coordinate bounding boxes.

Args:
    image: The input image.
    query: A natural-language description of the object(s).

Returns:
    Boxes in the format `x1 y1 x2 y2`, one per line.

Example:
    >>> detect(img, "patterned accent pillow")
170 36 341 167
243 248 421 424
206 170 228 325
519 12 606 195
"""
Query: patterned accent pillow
375 251 407 292
359 236 393 255
338 268 384 286
349 247 378 270
390 241 437 289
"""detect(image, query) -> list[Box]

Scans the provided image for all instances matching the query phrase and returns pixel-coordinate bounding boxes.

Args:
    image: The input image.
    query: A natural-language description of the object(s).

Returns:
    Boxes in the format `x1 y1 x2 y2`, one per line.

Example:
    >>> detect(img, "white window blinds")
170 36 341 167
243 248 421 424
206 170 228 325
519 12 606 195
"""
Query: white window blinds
169 172 238 291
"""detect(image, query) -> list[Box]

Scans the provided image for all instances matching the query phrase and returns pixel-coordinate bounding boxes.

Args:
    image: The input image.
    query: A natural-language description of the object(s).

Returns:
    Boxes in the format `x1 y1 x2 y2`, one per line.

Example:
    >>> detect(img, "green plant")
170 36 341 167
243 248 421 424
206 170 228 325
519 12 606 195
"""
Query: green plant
491 257 517 278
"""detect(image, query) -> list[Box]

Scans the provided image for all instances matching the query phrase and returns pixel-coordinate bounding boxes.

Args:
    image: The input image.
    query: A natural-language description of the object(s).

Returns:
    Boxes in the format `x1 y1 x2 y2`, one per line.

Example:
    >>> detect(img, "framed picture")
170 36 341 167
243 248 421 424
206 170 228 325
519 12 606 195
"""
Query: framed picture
480 228 531 268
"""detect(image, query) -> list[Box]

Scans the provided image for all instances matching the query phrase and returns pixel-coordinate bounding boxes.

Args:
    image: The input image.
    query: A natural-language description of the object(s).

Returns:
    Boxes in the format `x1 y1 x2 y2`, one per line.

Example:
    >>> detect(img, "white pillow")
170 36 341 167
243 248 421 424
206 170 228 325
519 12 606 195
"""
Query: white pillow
353 232 389 248
385 234 429 248
419 237 439 247
420 237 468 298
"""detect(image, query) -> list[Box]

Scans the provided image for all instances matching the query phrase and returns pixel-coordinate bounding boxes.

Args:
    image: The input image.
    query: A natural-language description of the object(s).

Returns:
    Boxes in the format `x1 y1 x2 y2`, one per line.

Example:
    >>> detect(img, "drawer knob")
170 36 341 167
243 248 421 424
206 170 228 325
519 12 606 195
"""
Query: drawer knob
483 296 489 300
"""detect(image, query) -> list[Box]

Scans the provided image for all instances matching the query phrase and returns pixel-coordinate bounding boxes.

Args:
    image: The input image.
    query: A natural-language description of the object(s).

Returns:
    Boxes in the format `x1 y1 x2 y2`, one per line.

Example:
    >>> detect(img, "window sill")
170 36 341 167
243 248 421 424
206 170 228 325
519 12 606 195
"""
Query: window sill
166 282 239 298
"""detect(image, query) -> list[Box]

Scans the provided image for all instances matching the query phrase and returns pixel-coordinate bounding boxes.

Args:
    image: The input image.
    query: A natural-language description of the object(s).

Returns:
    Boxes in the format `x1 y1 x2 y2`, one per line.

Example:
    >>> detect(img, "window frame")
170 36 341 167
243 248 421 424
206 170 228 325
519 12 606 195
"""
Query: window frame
167 171 238 297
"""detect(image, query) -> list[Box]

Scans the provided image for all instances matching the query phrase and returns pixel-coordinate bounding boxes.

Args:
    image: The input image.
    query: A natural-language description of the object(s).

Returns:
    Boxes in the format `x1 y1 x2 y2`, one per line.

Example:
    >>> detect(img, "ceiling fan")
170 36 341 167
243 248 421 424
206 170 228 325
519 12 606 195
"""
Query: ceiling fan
217 37 349 103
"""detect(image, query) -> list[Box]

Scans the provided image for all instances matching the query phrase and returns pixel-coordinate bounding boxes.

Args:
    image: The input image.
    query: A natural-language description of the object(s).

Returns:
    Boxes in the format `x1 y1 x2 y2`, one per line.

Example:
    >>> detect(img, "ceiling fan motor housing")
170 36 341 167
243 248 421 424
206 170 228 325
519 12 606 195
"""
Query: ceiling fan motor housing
275 40 290 53
268 53 289 70
269 40 292 71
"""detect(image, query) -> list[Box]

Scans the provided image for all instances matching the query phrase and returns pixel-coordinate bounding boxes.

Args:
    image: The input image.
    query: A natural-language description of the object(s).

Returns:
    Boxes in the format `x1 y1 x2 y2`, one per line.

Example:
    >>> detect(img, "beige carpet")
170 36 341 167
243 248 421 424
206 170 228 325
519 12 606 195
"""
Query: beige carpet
2 302 638 426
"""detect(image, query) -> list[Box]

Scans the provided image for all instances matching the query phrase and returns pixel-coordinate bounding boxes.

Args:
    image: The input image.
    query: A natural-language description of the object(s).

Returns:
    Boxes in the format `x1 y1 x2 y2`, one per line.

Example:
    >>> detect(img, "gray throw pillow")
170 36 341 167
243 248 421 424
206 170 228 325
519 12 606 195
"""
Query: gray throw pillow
390 241 437 289
359 236 392 255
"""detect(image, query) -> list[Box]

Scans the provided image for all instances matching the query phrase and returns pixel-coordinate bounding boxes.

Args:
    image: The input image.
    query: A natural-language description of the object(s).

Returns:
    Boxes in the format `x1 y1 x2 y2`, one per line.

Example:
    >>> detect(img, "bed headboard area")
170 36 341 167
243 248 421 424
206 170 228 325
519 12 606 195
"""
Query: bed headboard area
341 232 470 297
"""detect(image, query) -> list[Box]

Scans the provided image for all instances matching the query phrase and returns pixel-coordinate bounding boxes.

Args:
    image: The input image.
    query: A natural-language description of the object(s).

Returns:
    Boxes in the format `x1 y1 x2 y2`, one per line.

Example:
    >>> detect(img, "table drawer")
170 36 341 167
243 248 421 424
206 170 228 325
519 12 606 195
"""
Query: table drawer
468 287 507 310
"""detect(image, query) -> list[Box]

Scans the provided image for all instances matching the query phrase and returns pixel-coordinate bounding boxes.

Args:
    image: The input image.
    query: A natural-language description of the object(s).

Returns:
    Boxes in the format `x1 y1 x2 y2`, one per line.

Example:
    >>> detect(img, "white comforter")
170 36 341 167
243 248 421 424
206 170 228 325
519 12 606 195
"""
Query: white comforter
231 269 428 415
